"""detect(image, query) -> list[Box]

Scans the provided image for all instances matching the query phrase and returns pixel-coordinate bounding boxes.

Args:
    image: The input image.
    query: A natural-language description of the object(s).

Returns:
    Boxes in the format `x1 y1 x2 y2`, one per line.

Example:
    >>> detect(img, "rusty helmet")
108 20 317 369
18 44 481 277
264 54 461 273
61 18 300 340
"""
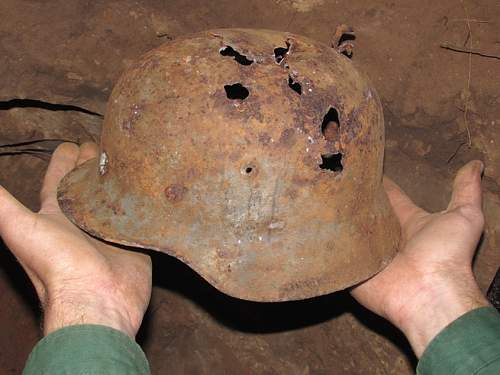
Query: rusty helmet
58 28 400 302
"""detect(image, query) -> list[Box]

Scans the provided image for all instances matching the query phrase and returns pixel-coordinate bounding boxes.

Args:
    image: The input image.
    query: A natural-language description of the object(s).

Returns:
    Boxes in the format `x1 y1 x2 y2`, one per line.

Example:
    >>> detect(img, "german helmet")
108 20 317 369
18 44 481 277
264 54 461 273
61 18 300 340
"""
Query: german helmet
58 28 400 302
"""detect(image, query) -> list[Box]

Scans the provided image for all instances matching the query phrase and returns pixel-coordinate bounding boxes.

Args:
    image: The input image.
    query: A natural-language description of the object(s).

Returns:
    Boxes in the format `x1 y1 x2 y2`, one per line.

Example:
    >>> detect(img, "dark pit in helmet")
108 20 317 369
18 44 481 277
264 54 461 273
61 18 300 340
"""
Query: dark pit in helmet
337 32 356 58
288 76 302 95
274 41 290 64
224 83 249 100
220 46 254 66
321 107 340 142
320 153 343 172
241 164 256 175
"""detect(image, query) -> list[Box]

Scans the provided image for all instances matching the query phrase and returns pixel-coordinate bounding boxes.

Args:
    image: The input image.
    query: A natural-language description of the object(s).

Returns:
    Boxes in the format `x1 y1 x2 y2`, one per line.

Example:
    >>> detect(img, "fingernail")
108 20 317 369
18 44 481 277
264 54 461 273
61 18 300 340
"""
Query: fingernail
478 161 485 175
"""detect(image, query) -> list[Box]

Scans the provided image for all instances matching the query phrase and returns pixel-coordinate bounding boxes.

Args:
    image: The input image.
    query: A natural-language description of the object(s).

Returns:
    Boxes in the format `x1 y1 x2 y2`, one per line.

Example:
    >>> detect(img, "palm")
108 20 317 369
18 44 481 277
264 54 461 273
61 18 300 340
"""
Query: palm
351 161 488 356
0 143 152 337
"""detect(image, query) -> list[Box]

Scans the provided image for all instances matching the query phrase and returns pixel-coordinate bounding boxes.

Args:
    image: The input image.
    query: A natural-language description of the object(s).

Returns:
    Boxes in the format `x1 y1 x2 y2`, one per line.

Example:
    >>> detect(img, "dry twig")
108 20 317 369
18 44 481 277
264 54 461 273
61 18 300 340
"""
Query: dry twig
447 139 468 163
440 42 500 59
461 0 473 147
450 18 490 23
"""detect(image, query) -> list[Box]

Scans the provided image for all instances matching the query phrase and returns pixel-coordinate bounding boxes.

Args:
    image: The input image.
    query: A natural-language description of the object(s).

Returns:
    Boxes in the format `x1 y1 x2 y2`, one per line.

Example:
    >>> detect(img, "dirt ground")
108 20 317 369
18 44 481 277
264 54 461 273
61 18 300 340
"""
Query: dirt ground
1 0 499 373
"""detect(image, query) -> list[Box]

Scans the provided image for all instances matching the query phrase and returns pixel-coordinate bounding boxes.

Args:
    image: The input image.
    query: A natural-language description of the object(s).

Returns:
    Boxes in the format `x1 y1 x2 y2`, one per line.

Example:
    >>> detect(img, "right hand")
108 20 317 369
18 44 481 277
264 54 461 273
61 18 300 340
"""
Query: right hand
351 160 490 357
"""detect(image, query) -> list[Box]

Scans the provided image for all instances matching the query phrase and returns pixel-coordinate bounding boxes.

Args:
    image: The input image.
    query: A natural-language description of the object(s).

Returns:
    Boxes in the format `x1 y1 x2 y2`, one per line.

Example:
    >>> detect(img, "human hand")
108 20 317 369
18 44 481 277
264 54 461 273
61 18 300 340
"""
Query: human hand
0 142 152 338
351 160 490 357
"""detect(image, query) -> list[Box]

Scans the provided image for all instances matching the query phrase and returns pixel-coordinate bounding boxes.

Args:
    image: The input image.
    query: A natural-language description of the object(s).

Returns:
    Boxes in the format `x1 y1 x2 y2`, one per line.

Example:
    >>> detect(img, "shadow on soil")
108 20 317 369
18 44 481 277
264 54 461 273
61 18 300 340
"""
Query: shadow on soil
140 250 418 368
0 236 417 368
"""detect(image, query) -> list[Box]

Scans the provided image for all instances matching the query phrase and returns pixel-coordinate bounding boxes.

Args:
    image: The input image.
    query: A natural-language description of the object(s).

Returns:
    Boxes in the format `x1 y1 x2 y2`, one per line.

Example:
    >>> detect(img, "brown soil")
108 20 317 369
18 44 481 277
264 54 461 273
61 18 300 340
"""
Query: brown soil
1 0 499 373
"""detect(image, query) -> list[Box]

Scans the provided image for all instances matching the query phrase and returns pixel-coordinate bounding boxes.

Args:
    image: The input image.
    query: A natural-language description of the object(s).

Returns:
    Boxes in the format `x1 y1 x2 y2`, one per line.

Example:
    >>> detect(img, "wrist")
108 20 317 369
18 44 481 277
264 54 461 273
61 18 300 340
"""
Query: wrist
43 291 137 338
387 270 490 357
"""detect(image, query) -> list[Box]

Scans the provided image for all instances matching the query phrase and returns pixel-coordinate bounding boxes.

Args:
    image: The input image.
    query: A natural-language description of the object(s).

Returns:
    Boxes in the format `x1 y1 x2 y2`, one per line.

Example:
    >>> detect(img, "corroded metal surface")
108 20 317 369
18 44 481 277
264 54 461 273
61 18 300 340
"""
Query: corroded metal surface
58 28 400 302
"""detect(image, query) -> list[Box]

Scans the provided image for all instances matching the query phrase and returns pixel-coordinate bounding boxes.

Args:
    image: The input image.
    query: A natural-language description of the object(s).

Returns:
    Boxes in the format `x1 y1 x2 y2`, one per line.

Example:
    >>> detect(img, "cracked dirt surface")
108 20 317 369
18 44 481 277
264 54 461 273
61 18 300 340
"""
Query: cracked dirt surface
1 0 499 373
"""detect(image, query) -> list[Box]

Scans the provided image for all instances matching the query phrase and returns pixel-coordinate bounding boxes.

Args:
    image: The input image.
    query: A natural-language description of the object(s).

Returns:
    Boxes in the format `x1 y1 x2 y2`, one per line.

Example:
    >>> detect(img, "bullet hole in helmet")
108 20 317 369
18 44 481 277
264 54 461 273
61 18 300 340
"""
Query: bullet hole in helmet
338 32 355 45
321 107 340 141
320 153 343 172
219 46 254 66
338 33 355 58
224 83 249 100
274 41 290 64
241 165 255 175
288 76 302 95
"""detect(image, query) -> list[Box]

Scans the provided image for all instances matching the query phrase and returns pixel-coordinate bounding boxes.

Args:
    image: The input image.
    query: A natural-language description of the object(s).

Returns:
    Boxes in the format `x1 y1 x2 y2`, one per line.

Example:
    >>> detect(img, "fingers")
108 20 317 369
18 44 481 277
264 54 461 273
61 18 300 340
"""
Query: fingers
384 177 426 228
77 142 99 166
39 143 79 208
0 186 46 300
448 160 483 212
40 142 99 211
0 186 40 278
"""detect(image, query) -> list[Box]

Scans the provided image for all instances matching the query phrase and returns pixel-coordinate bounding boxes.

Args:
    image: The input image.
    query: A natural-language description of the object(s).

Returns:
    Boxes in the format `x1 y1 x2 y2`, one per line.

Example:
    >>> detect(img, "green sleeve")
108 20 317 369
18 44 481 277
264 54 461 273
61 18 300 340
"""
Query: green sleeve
23 324 151 375
417 307 500 375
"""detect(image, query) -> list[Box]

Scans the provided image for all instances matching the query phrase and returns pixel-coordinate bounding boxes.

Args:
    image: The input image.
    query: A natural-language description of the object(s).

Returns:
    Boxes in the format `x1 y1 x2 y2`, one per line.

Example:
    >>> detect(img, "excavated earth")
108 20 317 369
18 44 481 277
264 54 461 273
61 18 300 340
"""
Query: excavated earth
1 0 499 374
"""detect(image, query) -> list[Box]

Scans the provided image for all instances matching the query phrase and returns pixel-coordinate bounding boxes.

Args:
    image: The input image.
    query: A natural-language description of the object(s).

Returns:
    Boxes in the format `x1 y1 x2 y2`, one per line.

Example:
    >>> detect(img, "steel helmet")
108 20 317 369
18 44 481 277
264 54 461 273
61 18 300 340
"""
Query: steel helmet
58 28 400 302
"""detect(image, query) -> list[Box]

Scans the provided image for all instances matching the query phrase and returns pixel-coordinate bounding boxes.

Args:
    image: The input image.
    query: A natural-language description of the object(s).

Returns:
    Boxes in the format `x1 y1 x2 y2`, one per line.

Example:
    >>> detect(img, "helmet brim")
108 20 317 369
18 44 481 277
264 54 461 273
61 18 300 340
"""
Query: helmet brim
58 157 400 302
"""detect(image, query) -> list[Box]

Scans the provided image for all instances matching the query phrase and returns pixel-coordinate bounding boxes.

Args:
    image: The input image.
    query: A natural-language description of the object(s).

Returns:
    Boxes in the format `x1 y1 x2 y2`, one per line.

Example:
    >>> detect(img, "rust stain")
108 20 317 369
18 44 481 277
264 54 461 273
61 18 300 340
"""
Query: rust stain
121 103 142 133
164 184 188 202
258 132 271 145
107 202 125 216
279 128 296 147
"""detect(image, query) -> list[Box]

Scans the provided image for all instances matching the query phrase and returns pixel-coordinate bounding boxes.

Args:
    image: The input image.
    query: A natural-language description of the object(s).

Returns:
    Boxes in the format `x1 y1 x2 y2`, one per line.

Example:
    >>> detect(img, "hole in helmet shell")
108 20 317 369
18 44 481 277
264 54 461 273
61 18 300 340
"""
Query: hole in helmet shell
241 165 255 175
319 153 343 172
321 107 340 141
220 46 254 66
274 41 290 64
338 33 355 46
338 33 355 58
288 76 302 95
224 83 249 100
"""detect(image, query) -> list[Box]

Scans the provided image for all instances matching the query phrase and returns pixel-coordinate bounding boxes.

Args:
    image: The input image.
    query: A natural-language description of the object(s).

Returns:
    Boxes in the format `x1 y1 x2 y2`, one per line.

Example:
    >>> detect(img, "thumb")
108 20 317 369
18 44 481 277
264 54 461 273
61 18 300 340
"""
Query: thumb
448 160 483 212
0 185 35 240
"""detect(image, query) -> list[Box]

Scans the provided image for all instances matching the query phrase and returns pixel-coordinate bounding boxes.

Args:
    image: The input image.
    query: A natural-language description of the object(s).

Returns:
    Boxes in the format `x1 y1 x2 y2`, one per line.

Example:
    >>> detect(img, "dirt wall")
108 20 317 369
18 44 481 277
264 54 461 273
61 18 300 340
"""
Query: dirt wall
1 0 499 373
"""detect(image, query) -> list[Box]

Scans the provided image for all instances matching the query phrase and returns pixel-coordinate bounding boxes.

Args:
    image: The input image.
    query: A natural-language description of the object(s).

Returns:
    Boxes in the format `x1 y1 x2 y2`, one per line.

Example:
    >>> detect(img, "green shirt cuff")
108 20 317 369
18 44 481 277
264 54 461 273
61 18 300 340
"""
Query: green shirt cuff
417 307 500 375
23 324 150 375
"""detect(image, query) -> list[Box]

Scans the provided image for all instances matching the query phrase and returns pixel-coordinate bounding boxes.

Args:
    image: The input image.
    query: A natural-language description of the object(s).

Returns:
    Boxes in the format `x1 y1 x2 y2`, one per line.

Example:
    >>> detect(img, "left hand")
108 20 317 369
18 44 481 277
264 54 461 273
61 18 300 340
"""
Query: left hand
0 142 152 338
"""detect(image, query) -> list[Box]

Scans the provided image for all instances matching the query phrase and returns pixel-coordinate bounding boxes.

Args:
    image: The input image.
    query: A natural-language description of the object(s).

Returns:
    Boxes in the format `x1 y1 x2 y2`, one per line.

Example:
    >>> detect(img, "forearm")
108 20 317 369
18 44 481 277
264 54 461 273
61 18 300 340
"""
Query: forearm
24 324 151 375
417 306 500 375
